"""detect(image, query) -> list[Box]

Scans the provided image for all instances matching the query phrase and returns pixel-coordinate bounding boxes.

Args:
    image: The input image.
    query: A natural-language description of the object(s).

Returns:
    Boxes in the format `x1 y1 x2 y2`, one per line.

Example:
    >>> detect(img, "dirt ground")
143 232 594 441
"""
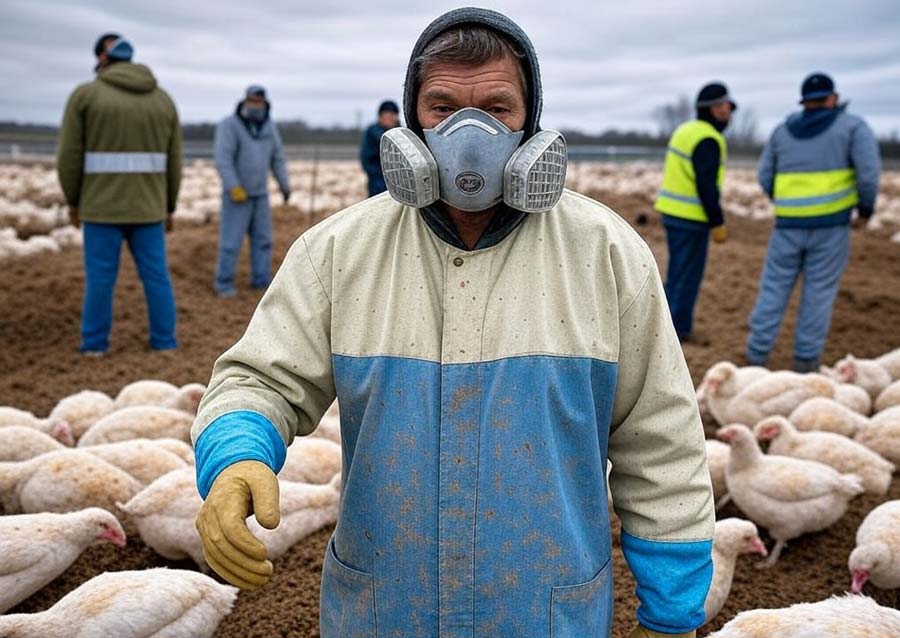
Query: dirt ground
3 189 900 637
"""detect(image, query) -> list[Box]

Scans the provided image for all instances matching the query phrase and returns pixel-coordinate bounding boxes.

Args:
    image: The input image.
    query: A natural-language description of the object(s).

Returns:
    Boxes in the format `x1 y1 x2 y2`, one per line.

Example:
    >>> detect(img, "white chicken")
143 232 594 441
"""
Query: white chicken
706 439 731 508
849 500 900 593
718 424 863 567
822 354 893 400
78 406 194 446
0 407 75 446
707 594 900 637
854 406 900 465
704 518 768 623
787 397 869 437
279 436 342 484
696 362 770 426
874 379 900 413
0 568 237 638
834 383 873 416
718 371 835 427
81 439 190 485
877 347 900 381
47 390 115 439
0 449 142 516
0 508 126 613
114 380 207 414
119 468 341 568
754 416 894 495
0 426 64 462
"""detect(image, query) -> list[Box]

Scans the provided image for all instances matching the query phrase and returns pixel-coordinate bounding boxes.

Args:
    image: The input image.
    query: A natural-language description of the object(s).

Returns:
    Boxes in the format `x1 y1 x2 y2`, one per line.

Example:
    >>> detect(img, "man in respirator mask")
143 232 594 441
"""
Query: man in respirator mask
192 8 713 638
212 85 291 297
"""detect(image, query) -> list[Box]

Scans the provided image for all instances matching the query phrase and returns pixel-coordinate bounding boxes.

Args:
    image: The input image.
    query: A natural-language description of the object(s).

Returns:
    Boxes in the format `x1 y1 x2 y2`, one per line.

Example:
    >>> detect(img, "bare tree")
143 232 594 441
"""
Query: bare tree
651 95 693 138
726 106 759 148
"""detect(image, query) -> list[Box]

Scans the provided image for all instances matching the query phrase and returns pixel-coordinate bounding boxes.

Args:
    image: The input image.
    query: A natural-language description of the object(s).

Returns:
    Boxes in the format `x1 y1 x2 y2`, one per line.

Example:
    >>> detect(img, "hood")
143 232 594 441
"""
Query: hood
785 104 846 139
402 7 543 139
99 62 157 94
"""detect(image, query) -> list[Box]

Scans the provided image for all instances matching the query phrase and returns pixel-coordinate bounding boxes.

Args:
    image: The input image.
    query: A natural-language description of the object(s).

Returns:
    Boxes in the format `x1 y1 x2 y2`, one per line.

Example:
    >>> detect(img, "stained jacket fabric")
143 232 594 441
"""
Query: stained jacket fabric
192 190 715 636
57 62 182 223
213 106 290 198
757 107 881 227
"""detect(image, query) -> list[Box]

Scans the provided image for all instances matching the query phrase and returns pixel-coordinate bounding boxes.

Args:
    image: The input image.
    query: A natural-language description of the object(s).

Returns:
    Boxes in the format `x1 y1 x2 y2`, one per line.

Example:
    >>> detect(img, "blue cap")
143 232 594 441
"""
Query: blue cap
106 37 134 61
378 100 399 114
800 73 835 103
245 85 267 99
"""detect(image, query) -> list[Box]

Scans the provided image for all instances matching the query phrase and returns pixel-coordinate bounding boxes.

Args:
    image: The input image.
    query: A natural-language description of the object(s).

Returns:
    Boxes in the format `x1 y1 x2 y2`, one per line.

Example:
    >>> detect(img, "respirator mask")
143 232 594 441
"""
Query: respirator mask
380 108 567 213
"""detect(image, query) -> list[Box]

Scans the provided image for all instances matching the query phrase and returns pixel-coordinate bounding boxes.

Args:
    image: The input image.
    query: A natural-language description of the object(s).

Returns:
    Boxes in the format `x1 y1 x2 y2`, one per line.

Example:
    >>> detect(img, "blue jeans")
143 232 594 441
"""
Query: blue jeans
81 222 177 352
215 194 273 293
663 221 710 338
747 225 851 362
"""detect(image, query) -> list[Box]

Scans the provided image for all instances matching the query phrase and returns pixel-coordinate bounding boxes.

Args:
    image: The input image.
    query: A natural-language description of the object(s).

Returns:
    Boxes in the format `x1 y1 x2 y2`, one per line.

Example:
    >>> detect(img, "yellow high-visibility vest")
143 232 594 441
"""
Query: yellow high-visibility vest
773 168 858 218
655 120 727 223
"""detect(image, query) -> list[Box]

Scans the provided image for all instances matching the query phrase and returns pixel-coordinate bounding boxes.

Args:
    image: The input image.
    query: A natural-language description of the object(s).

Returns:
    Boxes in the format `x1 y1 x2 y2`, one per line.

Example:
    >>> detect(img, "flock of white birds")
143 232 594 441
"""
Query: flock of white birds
688 348 900 636
1 161 899 260
0 381 343 638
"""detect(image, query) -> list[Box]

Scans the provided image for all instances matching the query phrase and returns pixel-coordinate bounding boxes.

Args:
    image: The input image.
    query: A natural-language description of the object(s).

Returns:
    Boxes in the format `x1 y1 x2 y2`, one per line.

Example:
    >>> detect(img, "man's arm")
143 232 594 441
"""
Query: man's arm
849 118 881 219
166 98 183 215
757 133 777 199
192 235 336 497
360 126 381 177
57 87 86 208
270 123 291 197
691 138 723 228
213 119 242 193
608 250 715 635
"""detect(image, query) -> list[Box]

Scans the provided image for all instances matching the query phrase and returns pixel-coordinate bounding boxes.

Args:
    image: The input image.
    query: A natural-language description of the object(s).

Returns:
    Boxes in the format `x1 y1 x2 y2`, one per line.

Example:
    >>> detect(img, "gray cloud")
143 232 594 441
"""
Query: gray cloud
1 0 898 137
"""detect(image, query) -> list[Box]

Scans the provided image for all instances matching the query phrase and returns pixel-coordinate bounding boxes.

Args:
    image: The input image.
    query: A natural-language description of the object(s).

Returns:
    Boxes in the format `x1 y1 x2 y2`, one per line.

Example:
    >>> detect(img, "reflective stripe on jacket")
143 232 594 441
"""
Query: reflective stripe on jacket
773 168 858 218
655 120 727 223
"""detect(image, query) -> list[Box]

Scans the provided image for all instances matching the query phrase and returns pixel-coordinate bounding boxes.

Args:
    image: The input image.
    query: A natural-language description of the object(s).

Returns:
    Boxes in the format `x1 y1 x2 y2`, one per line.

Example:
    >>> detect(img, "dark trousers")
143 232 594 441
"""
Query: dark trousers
663 221 710 338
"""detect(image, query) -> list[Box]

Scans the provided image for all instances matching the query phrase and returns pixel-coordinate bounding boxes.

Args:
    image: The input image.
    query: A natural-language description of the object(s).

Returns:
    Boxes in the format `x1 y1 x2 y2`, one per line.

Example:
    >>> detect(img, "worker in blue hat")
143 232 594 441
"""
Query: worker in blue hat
360 100 401 196
747 73 881 372
212 85 291 298
654 82 735 342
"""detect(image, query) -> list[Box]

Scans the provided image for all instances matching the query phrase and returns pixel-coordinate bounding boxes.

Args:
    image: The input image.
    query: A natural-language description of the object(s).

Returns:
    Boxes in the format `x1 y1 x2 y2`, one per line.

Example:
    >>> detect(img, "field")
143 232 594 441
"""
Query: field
2 161 900 636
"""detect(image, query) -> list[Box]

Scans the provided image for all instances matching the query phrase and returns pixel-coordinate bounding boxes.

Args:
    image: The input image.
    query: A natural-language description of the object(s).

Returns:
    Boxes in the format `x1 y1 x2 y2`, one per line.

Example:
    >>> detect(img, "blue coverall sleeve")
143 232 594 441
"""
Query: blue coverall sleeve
757 132 777 199
213 119 241 193
849 118 881 215
270 123 291 196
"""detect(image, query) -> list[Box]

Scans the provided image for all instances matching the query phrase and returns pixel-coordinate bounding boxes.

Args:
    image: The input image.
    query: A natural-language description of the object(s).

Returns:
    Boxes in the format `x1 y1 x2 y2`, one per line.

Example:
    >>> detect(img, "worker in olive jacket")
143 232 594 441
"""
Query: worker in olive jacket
57 34 182 355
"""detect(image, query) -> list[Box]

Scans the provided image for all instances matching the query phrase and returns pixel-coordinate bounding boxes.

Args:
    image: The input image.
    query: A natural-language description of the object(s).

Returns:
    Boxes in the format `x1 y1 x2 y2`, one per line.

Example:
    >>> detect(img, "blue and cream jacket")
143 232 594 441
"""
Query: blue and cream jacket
192 190 715 637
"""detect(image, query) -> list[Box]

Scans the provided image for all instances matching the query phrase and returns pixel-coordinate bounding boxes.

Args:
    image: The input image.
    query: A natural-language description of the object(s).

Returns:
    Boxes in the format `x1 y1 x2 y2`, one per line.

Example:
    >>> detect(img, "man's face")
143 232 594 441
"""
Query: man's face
245 96 266 109
416 54 527 132
710 101 733 124
378 111 400 129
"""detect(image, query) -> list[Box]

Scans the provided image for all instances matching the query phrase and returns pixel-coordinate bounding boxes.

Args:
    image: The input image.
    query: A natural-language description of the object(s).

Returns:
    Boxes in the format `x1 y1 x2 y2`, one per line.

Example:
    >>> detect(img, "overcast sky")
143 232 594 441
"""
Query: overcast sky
2 0 898 137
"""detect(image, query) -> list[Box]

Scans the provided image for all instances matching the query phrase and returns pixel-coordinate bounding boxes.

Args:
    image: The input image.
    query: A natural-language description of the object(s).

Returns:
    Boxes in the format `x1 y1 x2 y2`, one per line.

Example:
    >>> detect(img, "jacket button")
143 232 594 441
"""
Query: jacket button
453 257 464 267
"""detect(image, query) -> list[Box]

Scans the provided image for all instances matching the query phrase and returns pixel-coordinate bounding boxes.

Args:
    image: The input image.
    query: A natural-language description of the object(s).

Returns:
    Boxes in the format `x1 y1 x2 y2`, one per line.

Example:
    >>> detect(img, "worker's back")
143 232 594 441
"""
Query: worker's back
57 62 182 224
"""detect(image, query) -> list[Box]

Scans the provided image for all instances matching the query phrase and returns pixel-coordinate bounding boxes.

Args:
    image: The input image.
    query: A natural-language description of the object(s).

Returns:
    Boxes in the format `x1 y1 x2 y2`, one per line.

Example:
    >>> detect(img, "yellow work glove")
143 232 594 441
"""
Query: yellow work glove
195 460 280 590
628 625 696 638
229 185 248 203
711 225 728 243
68 206 80 228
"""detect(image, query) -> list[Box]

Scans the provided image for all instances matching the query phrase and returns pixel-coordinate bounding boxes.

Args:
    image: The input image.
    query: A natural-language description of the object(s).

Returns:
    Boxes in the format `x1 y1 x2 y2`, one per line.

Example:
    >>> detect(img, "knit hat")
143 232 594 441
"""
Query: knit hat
106 38 134 62
245 85 267 99
378 100 400 114
696 82 737 111
799 73 835 103
402 7 543 138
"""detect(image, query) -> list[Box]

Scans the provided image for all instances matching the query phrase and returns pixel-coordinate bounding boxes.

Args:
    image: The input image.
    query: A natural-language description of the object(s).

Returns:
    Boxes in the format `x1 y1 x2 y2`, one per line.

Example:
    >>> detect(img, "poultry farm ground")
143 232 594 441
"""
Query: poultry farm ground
3 188 900 637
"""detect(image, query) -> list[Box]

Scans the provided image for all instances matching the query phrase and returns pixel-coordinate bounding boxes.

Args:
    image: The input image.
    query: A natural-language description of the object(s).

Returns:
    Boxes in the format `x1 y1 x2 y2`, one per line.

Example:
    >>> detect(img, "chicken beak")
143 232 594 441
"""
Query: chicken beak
749 537 768 557
99 528 127 547
851 569 869 594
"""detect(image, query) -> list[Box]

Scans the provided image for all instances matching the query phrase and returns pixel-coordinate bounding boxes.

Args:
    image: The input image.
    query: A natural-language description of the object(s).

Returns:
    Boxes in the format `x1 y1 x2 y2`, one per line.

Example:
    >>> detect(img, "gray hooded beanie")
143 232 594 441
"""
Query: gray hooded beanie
402 7 544 139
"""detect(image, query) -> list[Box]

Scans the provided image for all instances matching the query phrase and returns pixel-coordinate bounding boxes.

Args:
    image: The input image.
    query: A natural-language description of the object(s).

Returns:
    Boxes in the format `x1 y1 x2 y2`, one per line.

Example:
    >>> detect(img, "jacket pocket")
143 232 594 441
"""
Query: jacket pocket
320 536 377 638
550 559 613 638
